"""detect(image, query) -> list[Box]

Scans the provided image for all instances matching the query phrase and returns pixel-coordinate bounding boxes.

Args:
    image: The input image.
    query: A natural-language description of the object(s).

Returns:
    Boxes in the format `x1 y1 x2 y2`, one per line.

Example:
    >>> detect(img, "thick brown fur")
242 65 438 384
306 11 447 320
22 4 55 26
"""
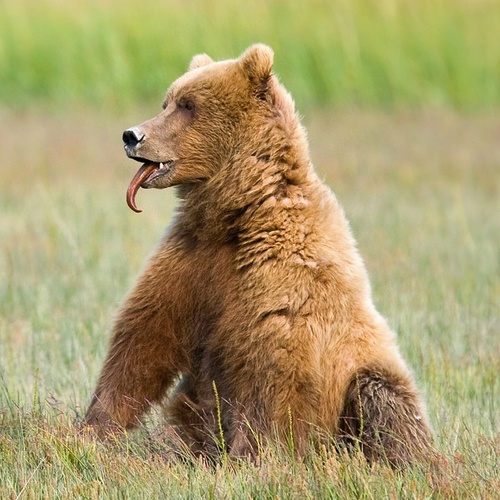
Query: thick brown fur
84 44 431 466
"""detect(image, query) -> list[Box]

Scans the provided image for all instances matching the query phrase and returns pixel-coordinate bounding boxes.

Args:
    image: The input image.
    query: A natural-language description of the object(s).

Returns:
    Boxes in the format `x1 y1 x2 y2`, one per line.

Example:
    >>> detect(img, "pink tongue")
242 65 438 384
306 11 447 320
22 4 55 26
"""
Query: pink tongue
126 164 157 213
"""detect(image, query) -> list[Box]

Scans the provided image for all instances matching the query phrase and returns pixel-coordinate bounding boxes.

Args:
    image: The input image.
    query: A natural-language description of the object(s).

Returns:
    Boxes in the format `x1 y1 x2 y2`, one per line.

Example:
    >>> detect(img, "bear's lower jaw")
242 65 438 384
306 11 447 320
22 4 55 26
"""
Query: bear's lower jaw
140 161 174 187
126 161 174 212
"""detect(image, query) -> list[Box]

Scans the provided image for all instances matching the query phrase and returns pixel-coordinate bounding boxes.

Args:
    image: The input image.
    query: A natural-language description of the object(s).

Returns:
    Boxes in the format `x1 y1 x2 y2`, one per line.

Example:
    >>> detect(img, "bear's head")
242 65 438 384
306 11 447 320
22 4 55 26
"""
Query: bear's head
123 44 296 212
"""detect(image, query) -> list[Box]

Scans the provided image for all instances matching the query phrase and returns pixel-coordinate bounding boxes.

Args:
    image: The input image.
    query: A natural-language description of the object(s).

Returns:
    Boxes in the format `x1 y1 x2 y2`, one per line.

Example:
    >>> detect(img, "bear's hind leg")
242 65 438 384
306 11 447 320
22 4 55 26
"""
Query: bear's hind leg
339 368 431 467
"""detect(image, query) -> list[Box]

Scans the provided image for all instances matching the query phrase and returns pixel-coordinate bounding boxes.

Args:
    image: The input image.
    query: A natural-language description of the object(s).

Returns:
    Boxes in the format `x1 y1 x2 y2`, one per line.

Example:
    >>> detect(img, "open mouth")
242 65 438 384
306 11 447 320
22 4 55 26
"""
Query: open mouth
126 161 174 213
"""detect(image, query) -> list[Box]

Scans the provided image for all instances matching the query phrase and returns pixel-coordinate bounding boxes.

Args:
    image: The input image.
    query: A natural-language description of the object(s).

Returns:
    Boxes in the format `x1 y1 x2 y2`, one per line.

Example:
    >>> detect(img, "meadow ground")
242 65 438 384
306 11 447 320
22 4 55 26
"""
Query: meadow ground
0 108 499 498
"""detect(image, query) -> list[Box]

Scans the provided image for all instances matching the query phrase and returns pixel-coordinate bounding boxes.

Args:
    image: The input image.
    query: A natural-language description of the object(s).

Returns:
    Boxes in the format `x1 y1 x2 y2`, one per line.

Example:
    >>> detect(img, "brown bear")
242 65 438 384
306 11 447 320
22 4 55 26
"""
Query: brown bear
84 44 431 466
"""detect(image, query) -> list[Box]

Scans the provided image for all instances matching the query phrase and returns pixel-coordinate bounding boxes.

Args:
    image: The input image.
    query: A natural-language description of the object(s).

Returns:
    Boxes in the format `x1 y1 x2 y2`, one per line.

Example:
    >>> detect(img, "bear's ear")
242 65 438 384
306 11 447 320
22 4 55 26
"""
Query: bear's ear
239 44 274 85
189 54 214 71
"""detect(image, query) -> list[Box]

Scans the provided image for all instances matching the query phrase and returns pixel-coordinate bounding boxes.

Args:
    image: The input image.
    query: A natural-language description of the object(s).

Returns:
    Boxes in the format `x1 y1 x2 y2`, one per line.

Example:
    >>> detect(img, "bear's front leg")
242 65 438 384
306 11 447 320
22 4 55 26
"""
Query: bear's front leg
84 266 188 438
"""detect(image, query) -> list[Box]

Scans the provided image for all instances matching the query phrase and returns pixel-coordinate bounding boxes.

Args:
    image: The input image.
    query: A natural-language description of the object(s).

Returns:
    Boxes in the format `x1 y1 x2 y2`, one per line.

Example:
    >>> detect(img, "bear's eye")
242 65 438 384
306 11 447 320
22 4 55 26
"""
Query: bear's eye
178 99 195 112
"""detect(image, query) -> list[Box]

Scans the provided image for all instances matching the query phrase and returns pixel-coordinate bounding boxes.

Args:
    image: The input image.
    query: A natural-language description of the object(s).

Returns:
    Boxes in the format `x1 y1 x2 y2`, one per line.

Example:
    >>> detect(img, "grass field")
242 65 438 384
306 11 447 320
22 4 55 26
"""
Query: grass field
1 0 500 110
0 108 498 497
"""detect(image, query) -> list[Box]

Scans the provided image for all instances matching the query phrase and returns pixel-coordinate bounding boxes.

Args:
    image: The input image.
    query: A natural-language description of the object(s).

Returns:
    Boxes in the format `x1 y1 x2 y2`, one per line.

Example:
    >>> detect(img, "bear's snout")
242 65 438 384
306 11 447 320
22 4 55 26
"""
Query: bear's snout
122 127 145 155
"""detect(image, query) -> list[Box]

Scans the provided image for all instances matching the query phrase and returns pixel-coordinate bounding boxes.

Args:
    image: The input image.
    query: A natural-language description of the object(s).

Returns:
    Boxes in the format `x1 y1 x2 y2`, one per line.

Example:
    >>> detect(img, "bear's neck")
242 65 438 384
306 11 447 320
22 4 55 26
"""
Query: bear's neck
176 120 321 246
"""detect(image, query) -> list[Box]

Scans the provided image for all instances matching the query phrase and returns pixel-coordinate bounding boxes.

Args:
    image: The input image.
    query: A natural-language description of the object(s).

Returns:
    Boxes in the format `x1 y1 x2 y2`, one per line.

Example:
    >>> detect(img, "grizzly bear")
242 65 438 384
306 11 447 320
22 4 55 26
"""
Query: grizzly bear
84 44 431 466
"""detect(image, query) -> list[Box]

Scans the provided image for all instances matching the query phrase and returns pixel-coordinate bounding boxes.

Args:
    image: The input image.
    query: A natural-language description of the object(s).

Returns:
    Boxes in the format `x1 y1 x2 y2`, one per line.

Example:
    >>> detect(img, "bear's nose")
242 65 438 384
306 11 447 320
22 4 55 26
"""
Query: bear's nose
122 127 145 148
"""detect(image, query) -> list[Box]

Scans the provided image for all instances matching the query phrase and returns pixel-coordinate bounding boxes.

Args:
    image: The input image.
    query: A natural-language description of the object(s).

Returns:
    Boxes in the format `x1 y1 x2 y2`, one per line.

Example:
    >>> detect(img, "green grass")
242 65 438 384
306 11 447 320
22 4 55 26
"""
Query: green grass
0 109 498 497
1 0 500 110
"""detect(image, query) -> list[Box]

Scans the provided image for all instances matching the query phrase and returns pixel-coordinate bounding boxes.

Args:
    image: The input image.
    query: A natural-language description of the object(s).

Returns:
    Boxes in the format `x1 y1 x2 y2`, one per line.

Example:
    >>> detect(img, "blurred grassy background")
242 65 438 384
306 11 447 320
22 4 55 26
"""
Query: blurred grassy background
1 0 499 110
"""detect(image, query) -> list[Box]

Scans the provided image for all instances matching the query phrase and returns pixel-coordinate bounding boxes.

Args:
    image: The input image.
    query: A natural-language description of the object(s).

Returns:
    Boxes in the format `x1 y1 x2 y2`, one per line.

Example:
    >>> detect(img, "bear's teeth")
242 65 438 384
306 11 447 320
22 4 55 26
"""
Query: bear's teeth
159 162 165 169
